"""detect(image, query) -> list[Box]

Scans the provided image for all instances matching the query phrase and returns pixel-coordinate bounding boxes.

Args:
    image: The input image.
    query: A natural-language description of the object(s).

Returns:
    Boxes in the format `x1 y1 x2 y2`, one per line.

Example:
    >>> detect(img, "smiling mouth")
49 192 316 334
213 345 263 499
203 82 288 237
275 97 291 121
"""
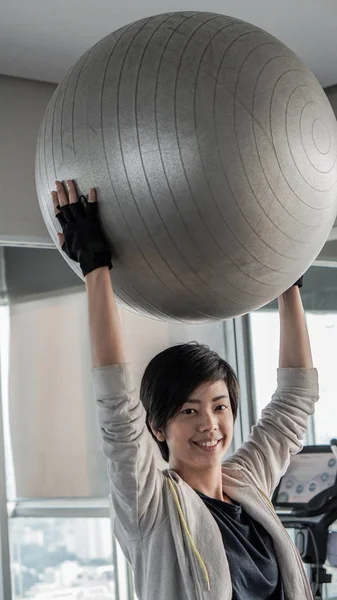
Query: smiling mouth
192 439 223 452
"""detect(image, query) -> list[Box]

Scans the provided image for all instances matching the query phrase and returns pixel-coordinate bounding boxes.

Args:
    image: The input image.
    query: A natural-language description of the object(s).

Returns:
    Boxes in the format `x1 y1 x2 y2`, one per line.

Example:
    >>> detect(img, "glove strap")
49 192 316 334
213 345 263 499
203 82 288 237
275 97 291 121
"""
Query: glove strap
293 276 303 288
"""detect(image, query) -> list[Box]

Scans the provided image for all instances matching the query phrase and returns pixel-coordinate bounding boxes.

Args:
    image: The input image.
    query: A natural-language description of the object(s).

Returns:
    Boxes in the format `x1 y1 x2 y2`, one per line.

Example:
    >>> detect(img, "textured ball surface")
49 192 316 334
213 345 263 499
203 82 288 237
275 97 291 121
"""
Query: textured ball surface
36 11 337 322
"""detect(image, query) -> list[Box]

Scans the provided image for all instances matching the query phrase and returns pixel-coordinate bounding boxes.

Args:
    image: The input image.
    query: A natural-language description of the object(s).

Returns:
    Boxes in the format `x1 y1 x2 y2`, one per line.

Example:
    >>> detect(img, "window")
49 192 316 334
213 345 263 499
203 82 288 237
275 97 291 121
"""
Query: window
0 292 122 600
250 309 337 444
304 312 337 445
9 518 114 600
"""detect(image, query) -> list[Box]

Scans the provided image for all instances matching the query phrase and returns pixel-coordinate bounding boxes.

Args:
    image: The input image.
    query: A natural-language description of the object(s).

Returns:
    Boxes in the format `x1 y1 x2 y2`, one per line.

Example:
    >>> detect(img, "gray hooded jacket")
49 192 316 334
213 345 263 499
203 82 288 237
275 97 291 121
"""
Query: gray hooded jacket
92 364 318 600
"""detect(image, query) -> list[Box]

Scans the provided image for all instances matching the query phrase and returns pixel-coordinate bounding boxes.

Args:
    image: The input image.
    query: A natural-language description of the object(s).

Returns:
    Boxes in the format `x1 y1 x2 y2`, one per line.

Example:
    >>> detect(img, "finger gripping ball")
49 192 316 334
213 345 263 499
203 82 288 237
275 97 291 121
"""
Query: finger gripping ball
36 12 337 322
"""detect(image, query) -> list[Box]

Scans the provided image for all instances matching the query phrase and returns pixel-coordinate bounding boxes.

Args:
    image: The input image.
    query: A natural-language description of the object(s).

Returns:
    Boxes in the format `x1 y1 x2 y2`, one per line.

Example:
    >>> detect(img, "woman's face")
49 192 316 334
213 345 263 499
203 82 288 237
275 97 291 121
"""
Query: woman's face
162 379 234 472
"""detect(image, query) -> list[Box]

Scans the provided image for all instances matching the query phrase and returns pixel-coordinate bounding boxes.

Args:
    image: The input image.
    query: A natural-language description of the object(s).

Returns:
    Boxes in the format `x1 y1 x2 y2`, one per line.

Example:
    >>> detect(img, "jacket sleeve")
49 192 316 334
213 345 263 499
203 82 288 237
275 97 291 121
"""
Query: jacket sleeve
92 363 165 539
224 368 319 497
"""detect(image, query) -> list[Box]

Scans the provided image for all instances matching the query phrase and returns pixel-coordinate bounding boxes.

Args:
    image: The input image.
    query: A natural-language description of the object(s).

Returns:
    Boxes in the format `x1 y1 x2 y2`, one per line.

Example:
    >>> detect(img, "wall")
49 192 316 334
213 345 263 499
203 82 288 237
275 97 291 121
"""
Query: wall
326 84 337 113
0 75 55 247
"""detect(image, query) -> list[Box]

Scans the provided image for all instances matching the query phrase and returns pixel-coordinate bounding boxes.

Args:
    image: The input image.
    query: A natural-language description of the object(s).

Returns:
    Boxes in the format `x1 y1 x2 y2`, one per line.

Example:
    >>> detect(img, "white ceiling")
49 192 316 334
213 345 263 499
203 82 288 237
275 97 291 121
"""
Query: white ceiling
2 0 337 86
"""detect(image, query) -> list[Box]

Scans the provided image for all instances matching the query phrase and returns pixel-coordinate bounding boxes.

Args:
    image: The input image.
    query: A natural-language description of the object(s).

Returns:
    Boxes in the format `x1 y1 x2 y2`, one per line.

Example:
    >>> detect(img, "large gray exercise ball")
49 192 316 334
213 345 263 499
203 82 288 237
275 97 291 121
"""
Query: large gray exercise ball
36 11 337 322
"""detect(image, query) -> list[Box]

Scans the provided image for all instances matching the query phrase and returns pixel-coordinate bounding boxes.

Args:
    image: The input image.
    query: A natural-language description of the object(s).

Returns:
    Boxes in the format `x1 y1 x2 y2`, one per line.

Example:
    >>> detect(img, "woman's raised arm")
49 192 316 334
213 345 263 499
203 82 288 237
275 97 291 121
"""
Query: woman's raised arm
86 267 126 367
52 179 125 367
224 280 318 497
278 284 313 369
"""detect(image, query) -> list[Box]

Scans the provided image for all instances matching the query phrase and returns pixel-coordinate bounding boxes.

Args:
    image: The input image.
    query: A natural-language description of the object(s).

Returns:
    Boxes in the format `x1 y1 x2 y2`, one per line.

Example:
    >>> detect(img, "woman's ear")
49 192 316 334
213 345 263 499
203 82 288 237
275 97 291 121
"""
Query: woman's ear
149 420 166 442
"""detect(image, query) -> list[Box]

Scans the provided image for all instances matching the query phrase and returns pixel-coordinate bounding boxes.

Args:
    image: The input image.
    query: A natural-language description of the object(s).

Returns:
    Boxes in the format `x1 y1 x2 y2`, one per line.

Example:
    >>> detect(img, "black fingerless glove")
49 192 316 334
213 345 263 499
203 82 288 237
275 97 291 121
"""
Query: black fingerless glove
293 275 303 288
55 196 112 277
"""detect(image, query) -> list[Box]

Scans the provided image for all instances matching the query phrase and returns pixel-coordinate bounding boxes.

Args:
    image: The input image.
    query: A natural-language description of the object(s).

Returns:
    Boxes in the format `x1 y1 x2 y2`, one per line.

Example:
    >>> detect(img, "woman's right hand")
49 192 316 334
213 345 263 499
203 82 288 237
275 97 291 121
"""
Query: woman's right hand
52 180 112 277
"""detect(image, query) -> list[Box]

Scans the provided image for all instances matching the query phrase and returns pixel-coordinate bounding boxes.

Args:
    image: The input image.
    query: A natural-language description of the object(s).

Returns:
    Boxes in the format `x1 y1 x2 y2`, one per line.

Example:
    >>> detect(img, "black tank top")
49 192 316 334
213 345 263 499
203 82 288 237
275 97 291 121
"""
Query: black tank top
195 491 284 600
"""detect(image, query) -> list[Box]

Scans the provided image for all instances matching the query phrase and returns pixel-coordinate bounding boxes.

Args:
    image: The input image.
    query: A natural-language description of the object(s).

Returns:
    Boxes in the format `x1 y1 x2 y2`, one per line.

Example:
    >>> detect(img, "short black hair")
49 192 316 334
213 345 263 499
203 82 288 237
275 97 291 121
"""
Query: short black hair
140 342 239 463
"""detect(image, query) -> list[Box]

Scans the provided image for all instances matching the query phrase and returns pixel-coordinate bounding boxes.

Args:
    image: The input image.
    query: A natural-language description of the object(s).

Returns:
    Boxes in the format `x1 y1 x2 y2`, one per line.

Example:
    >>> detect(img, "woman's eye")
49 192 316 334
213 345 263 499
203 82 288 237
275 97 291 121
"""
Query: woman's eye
182 405 227 415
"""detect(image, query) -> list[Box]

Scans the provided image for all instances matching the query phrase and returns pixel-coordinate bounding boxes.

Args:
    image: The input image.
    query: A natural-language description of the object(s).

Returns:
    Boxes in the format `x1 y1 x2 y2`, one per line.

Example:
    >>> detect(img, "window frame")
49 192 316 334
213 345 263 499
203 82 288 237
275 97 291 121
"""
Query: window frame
223 315 257 444
0 379 12 600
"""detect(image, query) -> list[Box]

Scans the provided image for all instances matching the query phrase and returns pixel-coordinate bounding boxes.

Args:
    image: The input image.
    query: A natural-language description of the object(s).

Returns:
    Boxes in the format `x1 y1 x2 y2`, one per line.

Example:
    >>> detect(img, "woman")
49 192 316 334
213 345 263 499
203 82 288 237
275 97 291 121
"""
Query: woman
52 180 318 600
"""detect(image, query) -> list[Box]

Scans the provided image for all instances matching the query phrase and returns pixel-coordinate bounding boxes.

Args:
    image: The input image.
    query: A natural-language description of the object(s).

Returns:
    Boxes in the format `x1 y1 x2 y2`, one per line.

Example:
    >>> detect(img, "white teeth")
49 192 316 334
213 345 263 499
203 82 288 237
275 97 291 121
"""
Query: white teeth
197 439 221 447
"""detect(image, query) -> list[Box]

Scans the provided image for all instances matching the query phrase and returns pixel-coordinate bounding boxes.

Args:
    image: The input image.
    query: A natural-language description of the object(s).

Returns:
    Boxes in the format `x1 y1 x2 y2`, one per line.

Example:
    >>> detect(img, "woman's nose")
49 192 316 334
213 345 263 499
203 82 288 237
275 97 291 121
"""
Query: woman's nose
197 412 219 431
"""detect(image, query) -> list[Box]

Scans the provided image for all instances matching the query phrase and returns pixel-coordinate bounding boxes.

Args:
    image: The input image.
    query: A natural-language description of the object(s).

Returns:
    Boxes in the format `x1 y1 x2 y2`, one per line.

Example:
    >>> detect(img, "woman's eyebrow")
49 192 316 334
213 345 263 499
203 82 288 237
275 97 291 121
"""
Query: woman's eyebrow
184 395 229 404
